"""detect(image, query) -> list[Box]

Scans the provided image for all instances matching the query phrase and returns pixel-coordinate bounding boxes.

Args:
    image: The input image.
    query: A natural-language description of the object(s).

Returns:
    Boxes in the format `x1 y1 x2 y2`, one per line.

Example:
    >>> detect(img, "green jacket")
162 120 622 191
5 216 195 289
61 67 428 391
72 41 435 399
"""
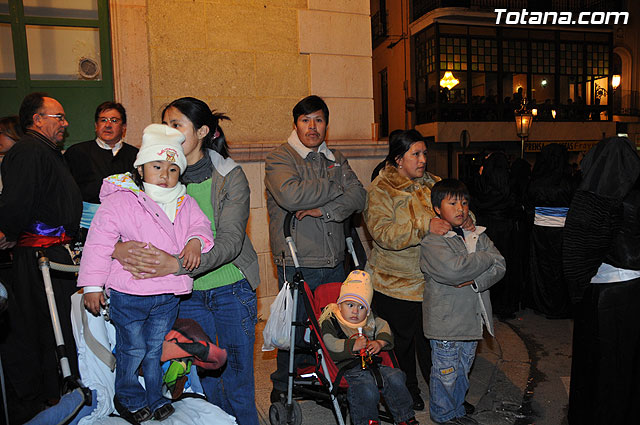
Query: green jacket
177 150 260 290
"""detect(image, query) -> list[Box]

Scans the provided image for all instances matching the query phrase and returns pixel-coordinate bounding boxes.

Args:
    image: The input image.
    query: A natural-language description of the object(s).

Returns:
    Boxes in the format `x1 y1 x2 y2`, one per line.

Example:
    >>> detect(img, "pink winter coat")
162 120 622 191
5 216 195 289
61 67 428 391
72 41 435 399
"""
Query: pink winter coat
77 173 214 296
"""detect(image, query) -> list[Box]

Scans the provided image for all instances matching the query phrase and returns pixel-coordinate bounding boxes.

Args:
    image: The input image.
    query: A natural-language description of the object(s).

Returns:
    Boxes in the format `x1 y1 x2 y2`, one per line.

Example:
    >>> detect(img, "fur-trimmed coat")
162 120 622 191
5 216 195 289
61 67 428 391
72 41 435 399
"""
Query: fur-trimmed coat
364 165 441 301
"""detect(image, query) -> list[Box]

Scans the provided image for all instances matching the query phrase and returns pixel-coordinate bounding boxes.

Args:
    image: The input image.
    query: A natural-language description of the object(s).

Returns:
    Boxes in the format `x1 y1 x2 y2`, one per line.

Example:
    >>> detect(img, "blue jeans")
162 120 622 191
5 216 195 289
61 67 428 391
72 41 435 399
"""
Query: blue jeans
429 340 478 423
271 264 346 391
109 290 179 412
344 364 414 425
178 279 259 425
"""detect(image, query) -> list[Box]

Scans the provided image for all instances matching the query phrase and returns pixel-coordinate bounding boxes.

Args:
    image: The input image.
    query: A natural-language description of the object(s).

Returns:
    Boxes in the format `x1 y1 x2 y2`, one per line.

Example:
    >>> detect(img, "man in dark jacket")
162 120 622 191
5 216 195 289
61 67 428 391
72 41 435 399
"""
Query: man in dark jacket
64 101 138 229
0 92 82 422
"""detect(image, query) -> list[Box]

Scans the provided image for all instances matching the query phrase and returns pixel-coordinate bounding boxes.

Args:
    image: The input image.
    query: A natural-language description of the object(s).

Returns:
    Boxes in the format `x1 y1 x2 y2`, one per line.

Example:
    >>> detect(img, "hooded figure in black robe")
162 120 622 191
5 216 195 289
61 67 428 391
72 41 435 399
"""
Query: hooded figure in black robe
525 143 577 318
563 137 640 425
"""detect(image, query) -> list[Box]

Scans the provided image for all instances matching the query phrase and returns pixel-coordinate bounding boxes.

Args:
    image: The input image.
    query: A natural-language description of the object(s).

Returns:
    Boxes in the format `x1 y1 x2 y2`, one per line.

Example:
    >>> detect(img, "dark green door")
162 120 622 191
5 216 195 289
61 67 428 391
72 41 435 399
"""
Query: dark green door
0 0 113 147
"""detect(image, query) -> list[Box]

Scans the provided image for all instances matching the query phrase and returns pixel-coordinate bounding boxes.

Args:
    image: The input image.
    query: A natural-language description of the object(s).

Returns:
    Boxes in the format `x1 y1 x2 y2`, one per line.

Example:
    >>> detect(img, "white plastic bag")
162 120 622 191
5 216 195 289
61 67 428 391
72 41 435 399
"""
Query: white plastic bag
262 282 293 351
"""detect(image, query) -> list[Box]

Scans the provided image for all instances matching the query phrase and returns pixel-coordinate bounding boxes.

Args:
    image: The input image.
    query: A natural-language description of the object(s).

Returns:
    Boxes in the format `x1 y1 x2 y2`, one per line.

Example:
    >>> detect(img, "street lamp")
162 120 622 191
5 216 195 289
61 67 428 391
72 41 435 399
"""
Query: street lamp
515 105 533 158
612 74 621 91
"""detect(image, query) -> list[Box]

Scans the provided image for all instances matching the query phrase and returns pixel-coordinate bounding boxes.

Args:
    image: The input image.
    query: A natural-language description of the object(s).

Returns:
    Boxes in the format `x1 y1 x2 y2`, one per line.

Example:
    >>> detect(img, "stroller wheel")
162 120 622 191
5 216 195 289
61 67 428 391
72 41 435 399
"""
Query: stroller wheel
269 400 302 425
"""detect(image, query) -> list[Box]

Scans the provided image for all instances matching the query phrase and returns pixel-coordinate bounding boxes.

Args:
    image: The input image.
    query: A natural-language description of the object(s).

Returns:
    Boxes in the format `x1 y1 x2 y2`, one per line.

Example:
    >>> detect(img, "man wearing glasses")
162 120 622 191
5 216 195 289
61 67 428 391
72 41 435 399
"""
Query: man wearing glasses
0 92 82 422
64 102 138 230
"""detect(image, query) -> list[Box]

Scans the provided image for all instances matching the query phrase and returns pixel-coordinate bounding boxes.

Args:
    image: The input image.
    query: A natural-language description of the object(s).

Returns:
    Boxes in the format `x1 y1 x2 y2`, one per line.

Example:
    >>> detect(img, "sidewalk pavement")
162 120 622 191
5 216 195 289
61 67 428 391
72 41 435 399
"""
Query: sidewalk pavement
253 319 531 425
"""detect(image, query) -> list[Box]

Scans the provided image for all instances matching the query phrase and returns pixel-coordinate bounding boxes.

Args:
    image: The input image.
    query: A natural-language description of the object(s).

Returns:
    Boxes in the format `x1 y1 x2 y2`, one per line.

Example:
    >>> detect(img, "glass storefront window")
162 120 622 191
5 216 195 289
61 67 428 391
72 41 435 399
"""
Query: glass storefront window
22 0 98 19
440 70 466 104
471 72 498 102
532 74 554 104
0 23 15 79
26 25 102 80
502 74 527 105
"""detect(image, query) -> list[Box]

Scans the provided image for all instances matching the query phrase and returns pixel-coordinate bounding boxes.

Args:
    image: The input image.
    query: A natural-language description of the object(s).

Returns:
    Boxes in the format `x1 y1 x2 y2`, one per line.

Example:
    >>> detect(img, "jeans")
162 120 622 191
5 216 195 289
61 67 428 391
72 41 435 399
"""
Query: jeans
429 339 478 423
178 279 259 425
344 364 414 425
109 290 179 412
271 264 346 391
371 291 431 398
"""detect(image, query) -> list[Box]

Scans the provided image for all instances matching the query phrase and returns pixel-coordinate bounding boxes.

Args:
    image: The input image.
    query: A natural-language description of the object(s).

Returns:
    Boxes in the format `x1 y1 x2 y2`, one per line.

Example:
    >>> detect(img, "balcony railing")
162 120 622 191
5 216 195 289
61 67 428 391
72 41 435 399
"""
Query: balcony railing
613 90 640 116
415 101 620 124
411 0 625 22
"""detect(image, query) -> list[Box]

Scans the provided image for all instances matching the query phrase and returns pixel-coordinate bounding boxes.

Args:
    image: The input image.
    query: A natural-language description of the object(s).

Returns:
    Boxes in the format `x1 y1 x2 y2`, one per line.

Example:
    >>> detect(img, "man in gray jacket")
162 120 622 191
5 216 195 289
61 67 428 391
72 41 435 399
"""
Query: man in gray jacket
265 95 366 399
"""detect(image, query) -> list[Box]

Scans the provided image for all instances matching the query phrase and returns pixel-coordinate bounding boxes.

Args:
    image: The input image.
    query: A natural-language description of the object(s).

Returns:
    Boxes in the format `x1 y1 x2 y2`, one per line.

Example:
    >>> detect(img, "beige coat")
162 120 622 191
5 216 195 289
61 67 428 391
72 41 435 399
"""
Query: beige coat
364 165 441 301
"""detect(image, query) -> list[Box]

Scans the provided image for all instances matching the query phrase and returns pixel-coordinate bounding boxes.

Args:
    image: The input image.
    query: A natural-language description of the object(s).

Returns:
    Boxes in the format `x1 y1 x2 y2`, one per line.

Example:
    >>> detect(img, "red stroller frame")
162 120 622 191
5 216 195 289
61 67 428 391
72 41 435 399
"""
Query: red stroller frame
268 213 397 425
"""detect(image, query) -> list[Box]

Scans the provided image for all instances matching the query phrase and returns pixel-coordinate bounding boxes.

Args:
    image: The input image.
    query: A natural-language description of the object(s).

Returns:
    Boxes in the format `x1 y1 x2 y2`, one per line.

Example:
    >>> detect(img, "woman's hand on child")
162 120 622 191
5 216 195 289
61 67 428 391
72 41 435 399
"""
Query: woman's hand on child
180 239 202 271
429 217 452 236
113 241 179 279
84 292 105 316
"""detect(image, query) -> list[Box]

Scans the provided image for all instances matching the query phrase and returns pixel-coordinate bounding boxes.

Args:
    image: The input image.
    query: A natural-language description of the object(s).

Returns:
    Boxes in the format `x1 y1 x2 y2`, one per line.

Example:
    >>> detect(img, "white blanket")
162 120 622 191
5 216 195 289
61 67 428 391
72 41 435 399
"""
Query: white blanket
70 292 237 425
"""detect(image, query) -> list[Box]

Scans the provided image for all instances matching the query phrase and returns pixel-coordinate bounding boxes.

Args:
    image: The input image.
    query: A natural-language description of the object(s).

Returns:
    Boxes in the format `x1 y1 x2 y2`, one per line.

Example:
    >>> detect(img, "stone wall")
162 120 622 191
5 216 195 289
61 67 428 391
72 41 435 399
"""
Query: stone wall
110 0 380 319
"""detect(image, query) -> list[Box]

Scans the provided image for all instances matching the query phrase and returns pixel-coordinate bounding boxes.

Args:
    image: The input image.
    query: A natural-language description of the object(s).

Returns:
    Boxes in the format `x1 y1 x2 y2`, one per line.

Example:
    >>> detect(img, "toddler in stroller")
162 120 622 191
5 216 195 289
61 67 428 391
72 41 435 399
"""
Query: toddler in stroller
319 270 418 425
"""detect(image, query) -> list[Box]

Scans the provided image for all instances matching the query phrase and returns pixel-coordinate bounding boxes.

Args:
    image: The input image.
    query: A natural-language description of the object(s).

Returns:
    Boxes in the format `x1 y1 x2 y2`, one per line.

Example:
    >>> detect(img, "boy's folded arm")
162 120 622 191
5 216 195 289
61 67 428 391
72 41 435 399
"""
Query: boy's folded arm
471 235 506 291
420 234 502 286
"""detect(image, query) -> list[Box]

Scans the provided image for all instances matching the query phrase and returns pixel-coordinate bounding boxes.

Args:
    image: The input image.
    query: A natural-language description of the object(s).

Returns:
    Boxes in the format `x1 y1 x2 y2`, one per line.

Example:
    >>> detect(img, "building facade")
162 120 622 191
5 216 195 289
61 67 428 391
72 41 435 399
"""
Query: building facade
371 0 640 178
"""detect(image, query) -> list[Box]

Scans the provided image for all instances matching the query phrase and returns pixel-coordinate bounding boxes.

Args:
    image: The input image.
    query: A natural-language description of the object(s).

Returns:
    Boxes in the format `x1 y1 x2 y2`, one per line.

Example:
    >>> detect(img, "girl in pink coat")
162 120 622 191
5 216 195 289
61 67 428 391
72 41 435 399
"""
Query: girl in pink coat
78 124 214 423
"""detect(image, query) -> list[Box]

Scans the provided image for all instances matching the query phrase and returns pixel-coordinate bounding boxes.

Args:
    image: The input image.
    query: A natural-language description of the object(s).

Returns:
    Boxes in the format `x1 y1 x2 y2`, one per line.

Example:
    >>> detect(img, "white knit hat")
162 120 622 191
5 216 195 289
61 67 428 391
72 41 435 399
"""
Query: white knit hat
134 124 187 174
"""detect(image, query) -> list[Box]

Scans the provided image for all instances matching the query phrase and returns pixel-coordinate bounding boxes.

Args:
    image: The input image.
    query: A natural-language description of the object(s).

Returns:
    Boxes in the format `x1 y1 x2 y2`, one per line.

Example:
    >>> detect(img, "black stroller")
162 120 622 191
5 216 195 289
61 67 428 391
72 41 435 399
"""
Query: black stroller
269 213 398 425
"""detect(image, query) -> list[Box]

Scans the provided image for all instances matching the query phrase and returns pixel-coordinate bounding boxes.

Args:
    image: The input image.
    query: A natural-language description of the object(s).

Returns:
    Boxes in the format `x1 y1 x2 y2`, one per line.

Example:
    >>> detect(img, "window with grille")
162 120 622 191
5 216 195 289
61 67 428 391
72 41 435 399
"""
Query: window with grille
531 41 555 74
586 44 609 76
440 37 467 71
470 38 497 72
559 43 583 75
502 40 528 73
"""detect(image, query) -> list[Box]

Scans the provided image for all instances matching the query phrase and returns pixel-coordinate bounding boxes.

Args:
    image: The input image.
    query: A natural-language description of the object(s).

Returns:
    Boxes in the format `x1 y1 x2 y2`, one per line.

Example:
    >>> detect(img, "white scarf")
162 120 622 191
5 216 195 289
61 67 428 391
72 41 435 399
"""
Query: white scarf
142 182 186 223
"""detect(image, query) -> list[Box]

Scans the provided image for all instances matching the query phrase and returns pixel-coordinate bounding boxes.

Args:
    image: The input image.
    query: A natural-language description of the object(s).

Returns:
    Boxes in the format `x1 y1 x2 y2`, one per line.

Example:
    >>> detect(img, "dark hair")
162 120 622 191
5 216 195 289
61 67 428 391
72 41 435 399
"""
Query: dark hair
95 101 127 124
385 129 425 167
0 116 24 142
19 92 48 131
292 95 329 125
431 179 470 212
162 97 230 158
478 151 510 194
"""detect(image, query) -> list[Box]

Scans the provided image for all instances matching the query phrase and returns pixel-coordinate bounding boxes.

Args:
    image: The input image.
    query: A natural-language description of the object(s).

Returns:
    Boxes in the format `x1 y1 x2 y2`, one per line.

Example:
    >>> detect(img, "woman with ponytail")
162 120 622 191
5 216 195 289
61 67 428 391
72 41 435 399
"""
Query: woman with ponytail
113 97 260 425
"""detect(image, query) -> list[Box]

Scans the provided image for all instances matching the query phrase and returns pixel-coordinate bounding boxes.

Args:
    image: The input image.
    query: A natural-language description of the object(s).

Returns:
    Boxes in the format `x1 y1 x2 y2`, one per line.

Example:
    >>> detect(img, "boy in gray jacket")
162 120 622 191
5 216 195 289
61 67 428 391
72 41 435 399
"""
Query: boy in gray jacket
420 179 506 425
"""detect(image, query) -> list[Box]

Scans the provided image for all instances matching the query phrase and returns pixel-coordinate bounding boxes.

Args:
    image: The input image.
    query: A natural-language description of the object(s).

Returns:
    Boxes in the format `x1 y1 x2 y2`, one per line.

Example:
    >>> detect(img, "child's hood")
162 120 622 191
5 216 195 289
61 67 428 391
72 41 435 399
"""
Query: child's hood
99 172 142 202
